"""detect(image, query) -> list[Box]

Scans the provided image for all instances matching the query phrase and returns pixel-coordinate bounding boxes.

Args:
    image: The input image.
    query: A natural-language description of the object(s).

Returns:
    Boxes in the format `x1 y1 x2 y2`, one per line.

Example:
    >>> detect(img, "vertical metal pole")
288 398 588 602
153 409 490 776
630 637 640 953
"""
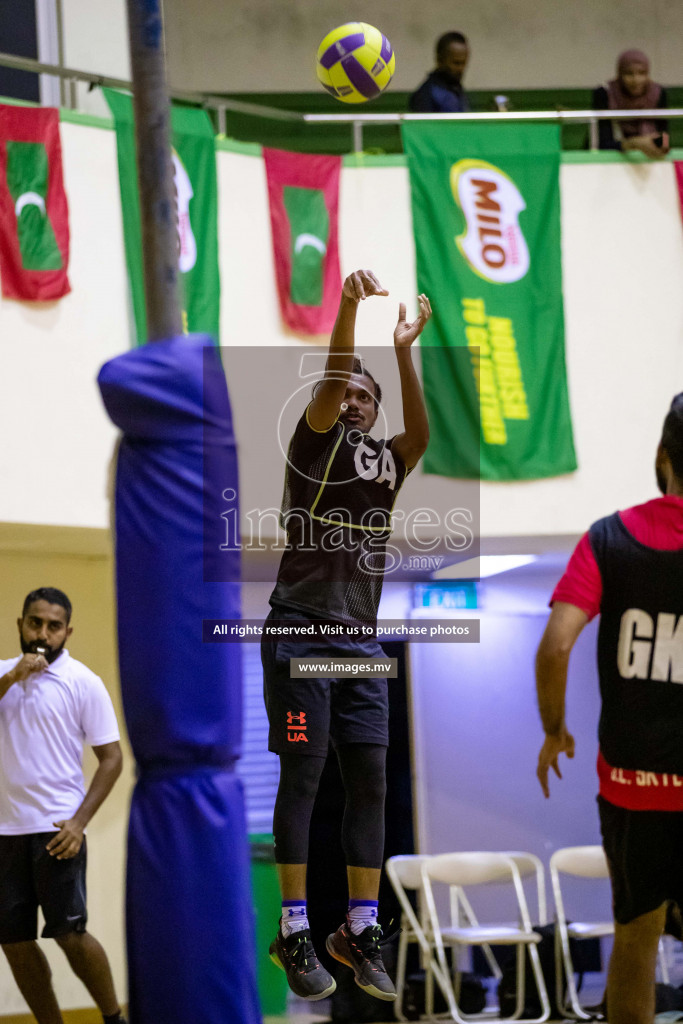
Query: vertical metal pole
55 0 66 107
589 117 599 151
353 120 363 154
217 105 226 138
125 0 182 342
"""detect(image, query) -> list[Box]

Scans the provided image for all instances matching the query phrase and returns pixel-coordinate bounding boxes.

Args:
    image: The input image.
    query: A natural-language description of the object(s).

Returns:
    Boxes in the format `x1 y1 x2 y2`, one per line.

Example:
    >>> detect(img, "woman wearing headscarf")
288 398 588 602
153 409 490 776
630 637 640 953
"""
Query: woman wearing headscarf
593 50 669 157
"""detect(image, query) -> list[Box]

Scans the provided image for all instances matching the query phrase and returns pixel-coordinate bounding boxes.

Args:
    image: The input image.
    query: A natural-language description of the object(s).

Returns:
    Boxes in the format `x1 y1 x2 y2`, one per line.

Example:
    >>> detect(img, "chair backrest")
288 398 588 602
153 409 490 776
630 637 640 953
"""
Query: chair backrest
420 851 536 947
550 845 612 932
424 852 534 928
425 851 517 887
386 854 432 892
550 845 609 879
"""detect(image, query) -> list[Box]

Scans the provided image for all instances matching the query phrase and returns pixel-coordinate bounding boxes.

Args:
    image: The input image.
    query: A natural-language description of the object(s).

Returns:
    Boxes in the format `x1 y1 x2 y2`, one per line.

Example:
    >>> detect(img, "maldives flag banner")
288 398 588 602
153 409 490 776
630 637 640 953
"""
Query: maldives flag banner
263 148 342 335
104 89 219 346
673 163 683 223
0 104 70 301
402 121 576 481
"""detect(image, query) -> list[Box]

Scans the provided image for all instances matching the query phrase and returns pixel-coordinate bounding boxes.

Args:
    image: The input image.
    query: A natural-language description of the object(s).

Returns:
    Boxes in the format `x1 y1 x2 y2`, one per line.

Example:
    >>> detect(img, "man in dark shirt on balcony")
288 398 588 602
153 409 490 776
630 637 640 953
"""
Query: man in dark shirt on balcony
409 32 471 114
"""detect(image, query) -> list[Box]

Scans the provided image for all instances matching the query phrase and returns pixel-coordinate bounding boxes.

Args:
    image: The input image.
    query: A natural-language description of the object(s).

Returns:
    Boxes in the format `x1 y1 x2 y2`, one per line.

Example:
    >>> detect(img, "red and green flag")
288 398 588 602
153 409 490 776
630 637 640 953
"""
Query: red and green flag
263 148 342 335
403 121 576 481
673 162 683 225
104 89 220 346
0 104 70 301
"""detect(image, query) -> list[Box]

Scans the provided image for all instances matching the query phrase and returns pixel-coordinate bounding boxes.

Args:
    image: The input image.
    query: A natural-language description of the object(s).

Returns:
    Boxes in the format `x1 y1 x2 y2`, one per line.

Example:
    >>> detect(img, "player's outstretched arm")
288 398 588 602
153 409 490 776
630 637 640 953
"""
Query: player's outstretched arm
390 294 432 469
535 601 588 798
308 269 388 432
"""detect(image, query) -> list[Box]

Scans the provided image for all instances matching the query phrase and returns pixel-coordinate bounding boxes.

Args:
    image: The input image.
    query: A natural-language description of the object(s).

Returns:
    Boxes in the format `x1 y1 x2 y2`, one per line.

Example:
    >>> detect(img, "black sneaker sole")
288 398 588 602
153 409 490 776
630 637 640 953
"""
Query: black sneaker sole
269 947 337 1001
325 933 396 1001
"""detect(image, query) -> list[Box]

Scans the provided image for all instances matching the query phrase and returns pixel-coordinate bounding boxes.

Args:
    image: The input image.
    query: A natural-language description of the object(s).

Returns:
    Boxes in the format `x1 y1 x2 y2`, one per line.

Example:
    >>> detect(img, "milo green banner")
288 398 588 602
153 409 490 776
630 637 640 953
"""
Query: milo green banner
402 121 576 480
104 89 219 345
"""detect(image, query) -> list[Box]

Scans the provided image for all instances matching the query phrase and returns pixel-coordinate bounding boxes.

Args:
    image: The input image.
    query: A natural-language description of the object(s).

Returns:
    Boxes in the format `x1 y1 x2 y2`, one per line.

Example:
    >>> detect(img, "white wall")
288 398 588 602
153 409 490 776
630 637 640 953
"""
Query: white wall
161 0 683 94
2 119 683 540
0 118 125 528
61 0 130 118
52 0 683 100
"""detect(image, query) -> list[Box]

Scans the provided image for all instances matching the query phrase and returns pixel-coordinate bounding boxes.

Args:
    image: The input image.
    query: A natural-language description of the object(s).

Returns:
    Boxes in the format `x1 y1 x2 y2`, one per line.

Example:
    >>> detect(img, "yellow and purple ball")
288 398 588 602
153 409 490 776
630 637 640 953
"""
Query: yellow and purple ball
316 22 395 104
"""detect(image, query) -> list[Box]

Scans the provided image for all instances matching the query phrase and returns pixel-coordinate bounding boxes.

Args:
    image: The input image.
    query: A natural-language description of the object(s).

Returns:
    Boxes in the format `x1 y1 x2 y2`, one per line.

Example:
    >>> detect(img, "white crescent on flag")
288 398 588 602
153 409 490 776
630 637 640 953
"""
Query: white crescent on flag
294 233 327 256
15 192 46 217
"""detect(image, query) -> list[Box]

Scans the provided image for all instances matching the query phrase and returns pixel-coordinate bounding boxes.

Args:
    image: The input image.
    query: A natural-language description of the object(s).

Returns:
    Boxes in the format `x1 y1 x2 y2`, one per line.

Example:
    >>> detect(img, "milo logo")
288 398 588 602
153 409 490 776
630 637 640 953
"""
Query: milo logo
450 159 529 284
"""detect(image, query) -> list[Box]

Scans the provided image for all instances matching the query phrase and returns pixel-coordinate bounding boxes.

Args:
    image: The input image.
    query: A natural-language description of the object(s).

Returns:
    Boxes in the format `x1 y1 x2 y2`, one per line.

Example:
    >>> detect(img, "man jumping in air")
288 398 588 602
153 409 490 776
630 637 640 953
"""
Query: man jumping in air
263 269 431 1002
536 394 683 1024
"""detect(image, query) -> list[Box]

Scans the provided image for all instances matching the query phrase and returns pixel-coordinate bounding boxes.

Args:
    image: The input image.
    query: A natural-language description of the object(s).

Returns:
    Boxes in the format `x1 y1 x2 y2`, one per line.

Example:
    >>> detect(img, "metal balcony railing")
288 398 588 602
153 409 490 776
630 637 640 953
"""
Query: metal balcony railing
1 50 679 153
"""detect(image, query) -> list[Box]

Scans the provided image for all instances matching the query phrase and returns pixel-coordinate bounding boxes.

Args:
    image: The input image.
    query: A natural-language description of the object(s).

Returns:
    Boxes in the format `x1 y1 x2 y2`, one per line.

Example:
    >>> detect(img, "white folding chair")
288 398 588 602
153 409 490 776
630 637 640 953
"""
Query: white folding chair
550 845 615 1020
505 852 548 927
386 854 502 1022
386 855 445 1022
421 852 550 1024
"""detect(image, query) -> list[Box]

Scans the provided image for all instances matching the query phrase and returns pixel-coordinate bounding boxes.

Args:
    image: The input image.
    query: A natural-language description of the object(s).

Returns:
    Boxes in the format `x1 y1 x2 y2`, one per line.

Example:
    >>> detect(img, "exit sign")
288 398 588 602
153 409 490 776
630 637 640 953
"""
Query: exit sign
413 582 478 610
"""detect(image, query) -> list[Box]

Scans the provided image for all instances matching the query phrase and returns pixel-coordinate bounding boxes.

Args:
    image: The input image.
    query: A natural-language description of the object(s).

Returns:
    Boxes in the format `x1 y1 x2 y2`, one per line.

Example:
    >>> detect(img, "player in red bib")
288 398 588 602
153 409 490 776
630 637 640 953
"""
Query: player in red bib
536 394 683 1024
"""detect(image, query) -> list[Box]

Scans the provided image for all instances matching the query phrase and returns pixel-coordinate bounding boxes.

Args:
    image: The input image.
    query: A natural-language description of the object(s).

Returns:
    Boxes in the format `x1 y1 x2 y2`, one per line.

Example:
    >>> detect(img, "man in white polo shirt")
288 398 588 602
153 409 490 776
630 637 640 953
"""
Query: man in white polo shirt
0 587 126 1024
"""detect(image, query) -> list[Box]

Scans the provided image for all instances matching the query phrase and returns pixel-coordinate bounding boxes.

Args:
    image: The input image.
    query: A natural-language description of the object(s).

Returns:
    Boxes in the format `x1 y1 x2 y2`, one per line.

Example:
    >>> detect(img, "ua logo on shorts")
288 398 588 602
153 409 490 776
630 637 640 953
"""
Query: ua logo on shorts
287 710 308 743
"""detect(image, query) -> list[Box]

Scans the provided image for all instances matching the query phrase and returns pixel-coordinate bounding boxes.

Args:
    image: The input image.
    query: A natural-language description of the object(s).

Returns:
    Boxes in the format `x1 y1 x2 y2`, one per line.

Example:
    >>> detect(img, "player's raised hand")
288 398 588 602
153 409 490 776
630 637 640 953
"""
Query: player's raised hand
342 269 389 301
394 293 432 348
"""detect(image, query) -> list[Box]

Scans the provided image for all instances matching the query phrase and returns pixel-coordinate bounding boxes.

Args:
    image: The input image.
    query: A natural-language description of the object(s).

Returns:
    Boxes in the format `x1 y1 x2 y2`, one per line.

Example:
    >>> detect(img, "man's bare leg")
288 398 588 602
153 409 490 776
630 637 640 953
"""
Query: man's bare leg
2 940 64 1024
276 862 307 901
606 902 667 1024
347 865 380 901
55 931 121 1018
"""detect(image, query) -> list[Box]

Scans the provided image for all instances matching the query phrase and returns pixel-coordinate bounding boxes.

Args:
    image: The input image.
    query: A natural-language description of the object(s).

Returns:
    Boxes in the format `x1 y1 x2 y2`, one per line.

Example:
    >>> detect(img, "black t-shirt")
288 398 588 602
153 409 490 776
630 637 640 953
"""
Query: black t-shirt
409 70 470 114
269 405 408 624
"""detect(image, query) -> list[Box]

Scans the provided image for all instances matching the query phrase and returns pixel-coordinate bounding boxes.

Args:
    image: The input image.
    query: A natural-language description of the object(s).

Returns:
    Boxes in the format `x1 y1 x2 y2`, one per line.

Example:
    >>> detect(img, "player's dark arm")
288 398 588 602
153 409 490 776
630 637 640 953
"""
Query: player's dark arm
46 740 123 859
390 295 432 469
535 601 588 797
308 269 389 432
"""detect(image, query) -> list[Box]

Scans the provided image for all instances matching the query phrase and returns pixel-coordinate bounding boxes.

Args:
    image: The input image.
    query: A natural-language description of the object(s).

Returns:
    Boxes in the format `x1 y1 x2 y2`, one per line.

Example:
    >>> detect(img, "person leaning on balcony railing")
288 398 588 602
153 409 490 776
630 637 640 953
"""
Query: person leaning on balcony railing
592 49 670 158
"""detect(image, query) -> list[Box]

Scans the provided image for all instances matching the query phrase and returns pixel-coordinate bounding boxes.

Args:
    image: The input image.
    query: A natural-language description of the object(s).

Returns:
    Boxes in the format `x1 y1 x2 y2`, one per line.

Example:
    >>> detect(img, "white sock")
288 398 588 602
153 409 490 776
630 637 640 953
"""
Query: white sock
347 899 379 935
281 900 309 937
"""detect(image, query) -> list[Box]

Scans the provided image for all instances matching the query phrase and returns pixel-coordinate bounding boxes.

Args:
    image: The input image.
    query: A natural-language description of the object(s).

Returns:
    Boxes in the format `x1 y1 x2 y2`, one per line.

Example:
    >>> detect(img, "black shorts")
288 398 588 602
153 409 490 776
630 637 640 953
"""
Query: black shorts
599 795 683 924
0 833 88 944
261 613 389 757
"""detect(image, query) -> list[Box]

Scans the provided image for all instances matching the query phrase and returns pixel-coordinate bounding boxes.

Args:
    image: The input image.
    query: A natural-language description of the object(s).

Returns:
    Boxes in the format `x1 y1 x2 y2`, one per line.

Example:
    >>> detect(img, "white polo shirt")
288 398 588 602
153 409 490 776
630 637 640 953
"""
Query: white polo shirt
0 650 120 835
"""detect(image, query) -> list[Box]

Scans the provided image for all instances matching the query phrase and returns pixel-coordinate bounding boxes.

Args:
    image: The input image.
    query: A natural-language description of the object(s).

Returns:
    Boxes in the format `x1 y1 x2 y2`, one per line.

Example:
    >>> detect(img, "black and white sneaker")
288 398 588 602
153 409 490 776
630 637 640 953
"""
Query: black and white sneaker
326 922 396 1001
269 927 337 1001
